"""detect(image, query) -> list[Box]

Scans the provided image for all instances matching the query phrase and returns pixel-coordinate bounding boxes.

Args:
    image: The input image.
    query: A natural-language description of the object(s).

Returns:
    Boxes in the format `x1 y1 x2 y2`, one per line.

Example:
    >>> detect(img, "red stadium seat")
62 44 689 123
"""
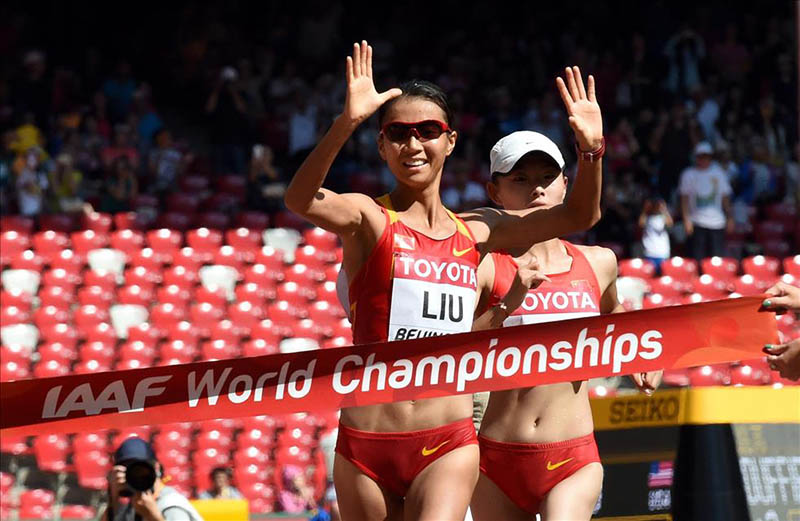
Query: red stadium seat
125 266 163 287
732 275 765 296
1 359 30 381
1 343 32 364
150 303 188 329
1 231 32 260
167 192 202 214
742 255 780 278
59 505 97 520
201 339 238 360
38 342 77 363
77 285 115 308
0 433 30 455
163 265 199 289
195 286 228 308
157 284 193 307
157 212 194 232
646 276 687 298
730 361 772 386
216 175 247 198
294 245 328 270
186 228 224 262
268 300 307 324
0 216 34 234
34 434 70 472
753 220 786 243
316 280 341 306
244 264 281 289
82 269 117 291
196 212 231 231
71 230 109 255
190 303 225 337
74 305 111 328
73 432 109 453
147 228 184 253
113 211 147 231
41 268 82 290
33 230 70 258
276 282 316 306
242 338 280 357
303 227 339 251
192 447 231 470
50 249 86 273
74 450 111 490
661 257 699 281
209 320 246 345
117 285 154 307
235 211 269 230
784 255 800 277
33 359 70 378
19 489 55 509
762 239 790 259
32 305 70 328
228 301 266 329
10 250 45 271
688 364 731 386
110 229 146 255
213 245 246 271
691 274 730 300
82 211 113 233
84 322 117 344
39 323 80 346
255 247 286 273
284 264 326 286
618 258 656 279
235 282 271 306
226 227 263 254
180 174 210 192
166 321 201 344
251 319 285 344
159 340 197 363
700 256 738 281
79 341 116 365
196 430 233 451
2 305 32 326
40 214 76 233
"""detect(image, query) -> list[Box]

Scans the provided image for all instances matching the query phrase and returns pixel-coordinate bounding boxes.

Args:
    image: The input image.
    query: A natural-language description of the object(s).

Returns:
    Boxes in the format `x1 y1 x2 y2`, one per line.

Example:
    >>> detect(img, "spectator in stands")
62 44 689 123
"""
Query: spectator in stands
679 141 733 261
100 156 137 213
49 152 85 213
650 101 699 201
103 437 203 521
148 129 185 195
279 464 317 514
763 282 800 381
247 144 285 212
638 196 673 273
198 467 242 500
736 137 778 204
663 24 705 95
0 130 16 213
102 124 140 171
205 66 248 175
103 61 137 123
15 50 50 128
442 159 484 212
15 146 49 217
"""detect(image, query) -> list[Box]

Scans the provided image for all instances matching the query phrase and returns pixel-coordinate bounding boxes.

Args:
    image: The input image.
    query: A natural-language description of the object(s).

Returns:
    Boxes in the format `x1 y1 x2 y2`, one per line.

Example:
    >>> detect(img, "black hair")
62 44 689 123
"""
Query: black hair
378 79 453 127
210 466 232 478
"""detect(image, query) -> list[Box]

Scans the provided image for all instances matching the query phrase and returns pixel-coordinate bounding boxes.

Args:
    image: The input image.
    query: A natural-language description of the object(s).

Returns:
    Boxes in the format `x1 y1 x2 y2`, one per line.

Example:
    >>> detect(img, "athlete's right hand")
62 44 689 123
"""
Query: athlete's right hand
503 254 551 312
342 41 402 126
762 282 800 313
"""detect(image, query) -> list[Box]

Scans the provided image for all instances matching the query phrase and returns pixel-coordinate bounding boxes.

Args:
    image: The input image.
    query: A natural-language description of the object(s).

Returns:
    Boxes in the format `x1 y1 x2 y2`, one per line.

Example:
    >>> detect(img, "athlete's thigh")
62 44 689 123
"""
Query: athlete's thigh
470 473 532 521
540 462 603 521
333 454 403 521
403 444 479 521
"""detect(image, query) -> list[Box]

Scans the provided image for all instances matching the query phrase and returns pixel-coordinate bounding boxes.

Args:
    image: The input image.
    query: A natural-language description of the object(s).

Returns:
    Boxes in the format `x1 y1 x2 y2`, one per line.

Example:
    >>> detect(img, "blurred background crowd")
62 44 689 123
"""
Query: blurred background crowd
1 1 797 259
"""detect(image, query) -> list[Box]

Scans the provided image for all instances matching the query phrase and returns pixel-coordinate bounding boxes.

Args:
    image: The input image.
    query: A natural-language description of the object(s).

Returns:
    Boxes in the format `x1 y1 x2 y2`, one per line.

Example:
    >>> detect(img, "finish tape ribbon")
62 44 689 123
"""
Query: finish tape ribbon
0 296 777 436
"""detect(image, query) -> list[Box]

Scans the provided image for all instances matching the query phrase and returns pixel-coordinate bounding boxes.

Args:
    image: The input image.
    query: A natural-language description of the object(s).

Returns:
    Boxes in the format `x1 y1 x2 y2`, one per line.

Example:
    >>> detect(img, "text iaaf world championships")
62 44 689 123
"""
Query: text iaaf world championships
42 325 663 419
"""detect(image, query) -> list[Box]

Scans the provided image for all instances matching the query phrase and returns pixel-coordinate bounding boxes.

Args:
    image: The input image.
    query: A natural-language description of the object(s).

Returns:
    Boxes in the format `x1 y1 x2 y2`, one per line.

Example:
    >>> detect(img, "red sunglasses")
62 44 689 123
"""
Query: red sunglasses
380 120 453 142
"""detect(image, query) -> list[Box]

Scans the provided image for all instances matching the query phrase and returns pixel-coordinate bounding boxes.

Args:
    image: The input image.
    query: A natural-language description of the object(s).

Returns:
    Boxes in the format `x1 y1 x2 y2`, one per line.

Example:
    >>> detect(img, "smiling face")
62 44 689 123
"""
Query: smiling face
487 152 567 211
377 97 457 189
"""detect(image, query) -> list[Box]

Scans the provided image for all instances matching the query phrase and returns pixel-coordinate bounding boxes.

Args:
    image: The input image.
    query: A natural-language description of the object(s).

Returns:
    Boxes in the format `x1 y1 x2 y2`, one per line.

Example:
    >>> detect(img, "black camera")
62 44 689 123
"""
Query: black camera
114 437 158 497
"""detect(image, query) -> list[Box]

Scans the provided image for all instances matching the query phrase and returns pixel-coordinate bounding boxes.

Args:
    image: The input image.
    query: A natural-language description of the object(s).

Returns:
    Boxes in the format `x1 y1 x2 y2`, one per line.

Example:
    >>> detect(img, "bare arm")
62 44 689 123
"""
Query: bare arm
284 41 401 235
461 67 603 253
680 194 693 235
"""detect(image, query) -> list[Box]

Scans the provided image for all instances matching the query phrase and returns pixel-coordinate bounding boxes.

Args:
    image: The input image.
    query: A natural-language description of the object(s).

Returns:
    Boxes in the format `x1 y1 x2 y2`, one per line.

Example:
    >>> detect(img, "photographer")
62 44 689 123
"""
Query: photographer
104 437 203 521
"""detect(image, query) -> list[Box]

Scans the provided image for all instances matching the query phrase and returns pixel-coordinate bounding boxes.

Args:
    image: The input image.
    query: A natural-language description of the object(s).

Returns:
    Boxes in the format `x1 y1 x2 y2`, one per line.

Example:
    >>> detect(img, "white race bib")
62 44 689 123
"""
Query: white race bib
388 253 477 341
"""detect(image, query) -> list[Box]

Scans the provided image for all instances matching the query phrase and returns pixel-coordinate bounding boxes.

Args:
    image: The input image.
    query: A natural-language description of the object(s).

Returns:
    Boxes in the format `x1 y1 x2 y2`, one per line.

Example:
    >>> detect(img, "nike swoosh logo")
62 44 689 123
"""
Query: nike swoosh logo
452 247 473 257
421 440 450 456
546 458 574 471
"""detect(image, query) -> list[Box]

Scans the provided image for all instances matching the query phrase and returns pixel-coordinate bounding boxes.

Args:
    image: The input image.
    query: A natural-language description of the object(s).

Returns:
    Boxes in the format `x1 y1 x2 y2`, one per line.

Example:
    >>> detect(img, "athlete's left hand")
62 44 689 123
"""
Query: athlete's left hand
631 370 662 395
556 66 603 151
765 339 800 381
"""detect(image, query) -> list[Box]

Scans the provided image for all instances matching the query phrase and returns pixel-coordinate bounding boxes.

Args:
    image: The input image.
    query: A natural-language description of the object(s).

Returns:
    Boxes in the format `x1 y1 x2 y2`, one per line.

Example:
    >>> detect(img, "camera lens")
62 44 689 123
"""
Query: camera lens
125 461 156 492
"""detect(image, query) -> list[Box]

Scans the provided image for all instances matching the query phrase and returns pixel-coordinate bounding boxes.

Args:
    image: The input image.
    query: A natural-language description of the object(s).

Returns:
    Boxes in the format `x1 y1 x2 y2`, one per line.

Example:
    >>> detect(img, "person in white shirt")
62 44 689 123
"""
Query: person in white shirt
679 141 733 262
638 196 673 272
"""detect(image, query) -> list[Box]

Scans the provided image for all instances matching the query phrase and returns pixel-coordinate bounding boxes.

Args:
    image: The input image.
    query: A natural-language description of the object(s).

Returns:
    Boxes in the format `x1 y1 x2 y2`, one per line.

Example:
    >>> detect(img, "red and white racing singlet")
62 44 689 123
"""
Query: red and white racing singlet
489 241 602 326
348 195 480 343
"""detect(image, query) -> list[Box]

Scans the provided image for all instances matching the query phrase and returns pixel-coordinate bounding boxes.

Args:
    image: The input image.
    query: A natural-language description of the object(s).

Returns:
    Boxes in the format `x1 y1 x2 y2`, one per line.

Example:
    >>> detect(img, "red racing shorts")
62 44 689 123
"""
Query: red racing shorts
478 432 601 514
335 417 478 497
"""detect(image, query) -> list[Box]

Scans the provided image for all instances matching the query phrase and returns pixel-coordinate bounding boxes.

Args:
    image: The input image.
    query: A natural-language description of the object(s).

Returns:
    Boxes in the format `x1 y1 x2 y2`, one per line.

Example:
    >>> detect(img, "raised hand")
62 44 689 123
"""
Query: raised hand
342 41 402 126
556 66 603 152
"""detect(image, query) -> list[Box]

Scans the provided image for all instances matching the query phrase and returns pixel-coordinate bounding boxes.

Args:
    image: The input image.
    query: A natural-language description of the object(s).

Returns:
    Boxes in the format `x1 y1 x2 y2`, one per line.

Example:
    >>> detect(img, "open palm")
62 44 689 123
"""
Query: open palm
556 66 603 151
343 41 402 125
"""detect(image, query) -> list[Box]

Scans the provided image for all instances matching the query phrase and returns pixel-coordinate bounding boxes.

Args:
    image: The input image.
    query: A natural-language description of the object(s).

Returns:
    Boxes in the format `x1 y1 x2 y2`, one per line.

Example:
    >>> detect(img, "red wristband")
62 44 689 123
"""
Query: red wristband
576 137 605 162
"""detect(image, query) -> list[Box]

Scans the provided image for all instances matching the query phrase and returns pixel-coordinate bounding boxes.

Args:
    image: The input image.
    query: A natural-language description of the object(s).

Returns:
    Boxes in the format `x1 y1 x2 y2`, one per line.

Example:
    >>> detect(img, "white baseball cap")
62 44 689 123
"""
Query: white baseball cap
694 141 713 156
490 131 565 176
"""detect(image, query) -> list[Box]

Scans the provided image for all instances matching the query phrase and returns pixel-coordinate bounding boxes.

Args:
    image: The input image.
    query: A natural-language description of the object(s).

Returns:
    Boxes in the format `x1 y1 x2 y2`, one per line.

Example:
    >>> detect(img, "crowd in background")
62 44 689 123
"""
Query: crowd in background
0 1 797 259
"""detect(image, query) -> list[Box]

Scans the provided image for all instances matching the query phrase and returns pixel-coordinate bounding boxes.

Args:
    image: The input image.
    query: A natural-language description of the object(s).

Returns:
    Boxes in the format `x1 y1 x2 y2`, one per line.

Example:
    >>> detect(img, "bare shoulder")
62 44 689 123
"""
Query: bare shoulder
575 245 618 286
